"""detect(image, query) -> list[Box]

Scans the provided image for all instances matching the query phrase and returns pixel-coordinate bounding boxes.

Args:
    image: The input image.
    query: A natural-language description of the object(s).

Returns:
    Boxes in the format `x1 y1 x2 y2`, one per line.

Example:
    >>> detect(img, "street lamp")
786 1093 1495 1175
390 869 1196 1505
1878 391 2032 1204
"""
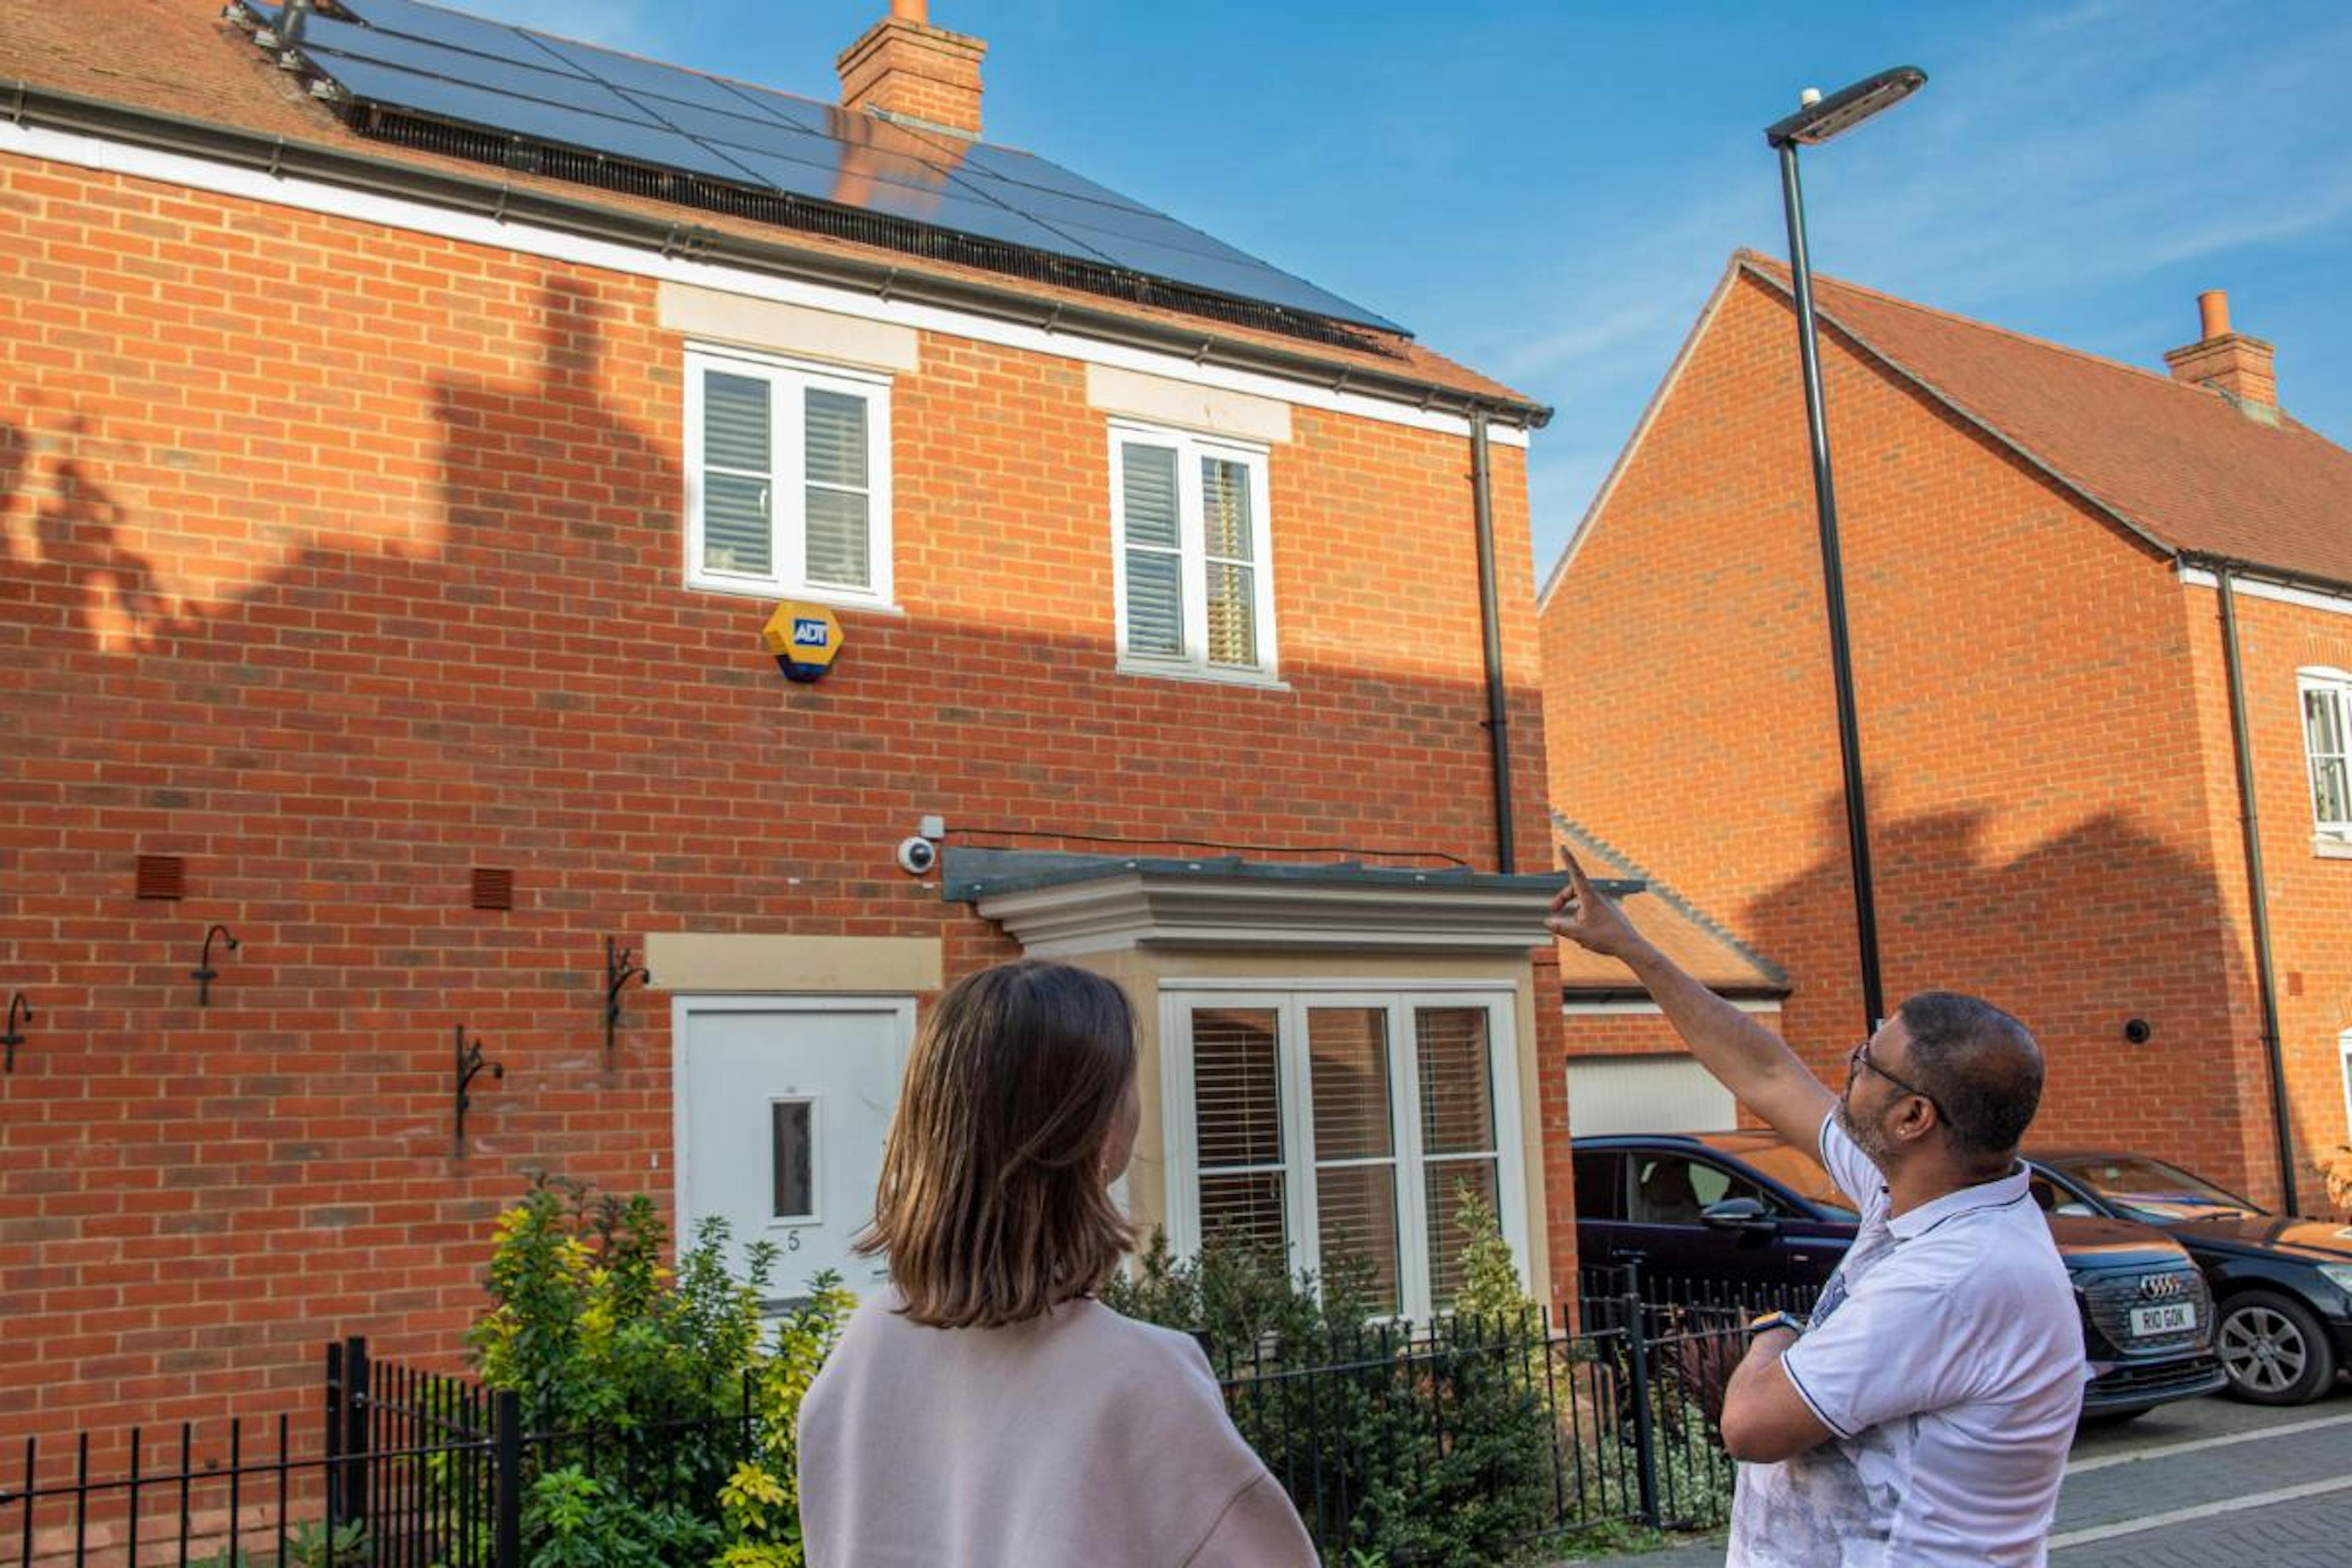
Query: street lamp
1764 66 1927 1035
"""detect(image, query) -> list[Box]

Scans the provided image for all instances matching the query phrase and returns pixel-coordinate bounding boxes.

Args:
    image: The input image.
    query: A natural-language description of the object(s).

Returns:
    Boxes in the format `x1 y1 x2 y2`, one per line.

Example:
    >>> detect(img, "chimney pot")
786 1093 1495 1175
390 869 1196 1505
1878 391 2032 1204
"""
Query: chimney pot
2197 289 2231 340
891 0 928 20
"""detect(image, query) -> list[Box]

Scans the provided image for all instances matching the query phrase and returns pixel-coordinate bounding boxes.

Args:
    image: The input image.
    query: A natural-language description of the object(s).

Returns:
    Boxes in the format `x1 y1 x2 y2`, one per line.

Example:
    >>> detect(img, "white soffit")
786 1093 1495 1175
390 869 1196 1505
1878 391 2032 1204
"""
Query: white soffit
974 872 1559 957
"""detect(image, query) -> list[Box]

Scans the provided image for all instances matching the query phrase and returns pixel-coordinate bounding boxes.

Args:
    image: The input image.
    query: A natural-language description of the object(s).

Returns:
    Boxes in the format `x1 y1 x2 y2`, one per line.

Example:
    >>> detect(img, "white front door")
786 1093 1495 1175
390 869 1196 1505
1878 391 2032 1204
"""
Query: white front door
676 996 912 1305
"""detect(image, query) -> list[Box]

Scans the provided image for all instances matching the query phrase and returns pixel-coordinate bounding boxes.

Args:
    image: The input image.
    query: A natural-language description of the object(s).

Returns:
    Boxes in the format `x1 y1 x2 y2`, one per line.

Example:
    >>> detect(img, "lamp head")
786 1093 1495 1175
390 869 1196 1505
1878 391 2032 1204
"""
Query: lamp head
1766 66 1927 148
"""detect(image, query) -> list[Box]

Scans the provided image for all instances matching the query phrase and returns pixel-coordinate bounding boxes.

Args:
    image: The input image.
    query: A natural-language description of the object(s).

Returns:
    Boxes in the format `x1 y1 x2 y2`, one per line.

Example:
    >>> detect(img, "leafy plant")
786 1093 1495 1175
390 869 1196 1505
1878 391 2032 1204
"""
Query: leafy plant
185 1519 366 1568
715 1276 856 1568
453 1173 854 1568
1109 1200 1559 1568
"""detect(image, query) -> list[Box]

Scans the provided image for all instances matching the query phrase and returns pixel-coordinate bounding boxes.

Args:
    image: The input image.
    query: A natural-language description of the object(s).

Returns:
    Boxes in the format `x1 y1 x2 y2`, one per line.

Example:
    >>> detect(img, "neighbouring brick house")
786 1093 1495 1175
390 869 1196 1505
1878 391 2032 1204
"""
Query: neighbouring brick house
0 0 1572 1439
1542 249 2352 1215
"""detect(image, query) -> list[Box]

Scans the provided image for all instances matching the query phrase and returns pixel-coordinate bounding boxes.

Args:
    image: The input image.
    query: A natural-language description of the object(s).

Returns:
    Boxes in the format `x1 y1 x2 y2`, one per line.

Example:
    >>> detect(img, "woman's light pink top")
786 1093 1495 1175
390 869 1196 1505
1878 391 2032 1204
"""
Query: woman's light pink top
797 1289 1318 1567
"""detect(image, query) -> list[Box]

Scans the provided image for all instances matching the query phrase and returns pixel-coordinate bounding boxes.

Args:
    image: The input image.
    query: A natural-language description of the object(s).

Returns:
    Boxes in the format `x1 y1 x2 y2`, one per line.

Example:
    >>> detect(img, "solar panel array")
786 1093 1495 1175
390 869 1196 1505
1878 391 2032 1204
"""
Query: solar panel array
239 0 1401 334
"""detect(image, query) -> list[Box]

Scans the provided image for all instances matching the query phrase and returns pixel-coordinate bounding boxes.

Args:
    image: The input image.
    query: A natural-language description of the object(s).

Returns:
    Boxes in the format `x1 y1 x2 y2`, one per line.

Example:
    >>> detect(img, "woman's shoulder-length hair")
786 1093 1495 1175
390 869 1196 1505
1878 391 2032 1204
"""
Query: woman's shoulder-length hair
856 959 1139 1329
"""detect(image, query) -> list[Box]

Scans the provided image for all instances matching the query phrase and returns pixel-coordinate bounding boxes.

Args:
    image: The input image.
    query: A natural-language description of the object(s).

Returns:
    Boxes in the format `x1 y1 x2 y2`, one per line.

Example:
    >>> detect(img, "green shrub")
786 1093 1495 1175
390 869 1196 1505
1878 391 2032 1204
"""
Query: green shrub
1106 1198 1561 1568
454 1174 852 1568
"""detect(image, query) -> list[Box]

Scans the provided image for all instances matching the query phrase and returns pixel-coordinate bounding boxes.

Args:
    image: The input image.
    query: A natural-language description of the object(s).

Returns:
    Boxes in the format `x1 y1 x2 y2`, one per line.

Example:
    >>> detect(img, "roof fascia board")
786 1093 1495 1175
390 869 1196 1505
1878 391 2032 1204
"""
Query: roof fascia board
1538 254 1743 612
971 871 1565 958
2178 561 2352 616
1736 260 2177 564
1 83 1549 438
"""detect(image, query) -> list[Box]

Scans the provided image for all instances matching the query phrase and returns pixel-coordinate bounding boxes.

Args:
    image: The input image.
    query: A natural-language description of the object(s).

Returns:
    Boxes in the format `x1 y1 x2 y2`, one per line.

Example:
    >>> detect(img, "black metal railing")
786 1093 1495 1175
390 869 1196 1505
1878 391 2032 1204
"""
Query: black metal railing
6 1273 1796 1566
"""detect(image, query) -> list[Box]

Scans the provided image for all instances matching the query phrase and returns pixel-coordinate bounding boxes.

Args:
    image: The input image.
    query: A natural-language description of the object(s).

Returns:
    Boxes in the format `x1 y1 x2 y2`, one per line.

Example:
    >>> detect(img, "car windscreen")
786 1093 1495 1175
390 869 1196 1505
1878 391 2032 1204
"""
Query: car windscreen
1728 1141 1860 1221
2053 1155 2262 1222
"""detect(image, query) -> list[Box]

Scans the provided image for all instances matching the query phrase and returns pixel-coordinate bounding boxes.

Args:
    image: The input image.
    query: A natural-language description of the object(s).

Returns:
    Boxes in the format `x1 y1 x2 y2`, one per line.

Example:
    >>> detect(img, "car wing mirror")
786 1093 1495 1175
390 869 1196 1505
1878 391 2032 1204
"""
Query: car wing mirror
1701 1197 1777 1231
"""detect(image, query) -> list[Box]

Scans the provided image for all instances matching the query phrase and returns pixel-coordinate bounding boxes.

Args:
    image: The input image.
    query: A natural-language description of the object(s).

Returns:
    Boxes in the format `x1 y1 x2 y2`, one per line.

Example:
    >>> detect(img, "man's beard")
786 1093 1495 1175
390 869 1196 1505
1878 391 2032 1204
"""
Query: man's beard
1835 1095 1894 1168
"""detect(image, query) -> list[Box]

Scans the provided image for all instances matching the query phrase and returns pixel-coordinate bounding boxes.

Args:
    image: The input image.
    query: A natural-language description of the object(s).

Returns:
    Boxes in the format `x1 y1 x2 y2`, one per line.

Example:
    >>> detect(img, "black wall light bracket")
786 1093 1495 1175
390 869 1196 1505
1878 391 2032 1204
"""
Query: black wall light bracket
194 924 240 1007
604 937 652 1061
454 1025 504 1155
2 993 29 1073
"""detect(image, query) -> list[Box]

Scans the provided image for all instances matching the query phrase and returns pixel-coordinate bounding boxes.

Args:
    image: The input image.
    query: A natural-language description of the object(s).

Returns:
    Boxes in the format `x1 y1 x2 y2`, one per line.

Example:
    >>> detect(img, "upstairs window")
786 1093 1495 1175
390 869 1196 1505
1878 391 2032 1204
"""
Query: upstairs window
1111 423 1276 681
685 346 891 605
2299 669 2352 838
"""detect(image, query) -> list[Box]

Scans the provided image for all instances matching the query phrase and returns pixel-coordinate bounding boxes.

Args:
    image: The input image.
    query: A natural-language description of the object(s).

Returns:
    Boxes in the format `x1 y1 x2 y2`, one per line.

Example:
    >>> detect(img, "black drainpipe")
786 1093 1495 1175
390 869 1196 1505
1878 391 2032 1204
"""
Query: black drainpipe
2212 559 2301 1212
1470 411 1515 872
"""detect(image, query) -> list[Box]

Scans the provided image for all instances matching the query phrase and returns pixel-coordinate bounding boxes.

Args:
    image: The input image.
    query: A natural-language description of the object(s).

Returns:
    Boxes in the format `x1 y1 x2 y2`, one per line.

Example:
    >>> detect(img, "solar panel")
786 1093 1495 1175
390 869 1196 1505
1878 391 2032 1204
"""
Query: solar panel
330 0 550 65
306 53 770 185
527 33 794 120
300 17 631 115
286 0 1400 333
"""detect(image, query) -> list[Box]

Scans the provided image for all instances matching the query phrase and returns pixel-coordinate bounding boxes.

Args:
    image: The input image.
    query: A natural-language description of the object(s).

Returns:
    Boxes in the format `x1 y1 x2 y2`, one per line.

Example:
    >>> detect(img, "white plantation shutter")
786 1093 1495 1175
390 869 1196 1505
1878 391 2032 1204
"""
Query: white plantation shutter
1308 1007 1400 1312
1192 1008 1287 1256
1417 1006 1501 1308
687 349 889 601
1178 992 1519 1321
804 388 871 590
701 370 772 576
2304 682 2352 831
1201 456 1257 667
1121 442 1185 658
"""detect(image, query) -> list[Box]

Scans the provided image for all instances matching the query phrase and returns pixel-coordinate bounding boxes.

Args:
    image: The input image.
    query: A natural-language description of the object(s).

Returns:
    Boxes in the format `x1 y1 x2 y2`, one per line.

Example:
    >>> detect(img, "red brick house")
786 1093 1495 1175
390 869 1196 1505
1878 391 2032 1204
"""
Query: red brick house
0 0 1571 1437
1541 249 2352 1215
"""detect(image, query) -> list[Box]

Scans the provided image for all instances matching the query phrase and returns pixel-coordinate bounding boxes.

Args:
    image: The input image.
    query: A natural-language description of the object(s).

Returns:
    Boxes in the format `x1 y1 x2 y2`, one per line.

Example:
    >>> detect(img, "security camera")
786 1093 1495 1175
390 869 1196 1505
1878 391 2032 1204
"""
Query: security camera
896 836 939 876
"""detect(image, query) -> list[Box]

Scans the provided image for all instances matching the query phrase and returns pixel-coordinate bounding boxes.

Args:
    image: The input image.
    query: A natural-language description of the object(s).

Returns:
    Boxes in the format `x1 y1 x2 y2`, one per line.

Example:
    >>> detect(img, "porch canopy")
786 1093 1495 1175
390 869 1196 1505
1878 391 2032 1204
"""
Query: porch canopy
944 846 1630 958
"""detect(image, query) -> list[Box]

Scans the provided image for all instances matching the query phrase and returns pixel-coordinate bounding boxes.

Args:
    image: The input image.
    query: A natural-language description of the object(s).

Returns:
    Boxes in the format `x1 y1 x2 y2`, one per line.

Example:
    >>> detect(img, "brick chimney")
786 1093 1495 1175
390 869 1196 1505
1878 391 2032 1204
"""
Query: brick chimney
2163 290 2279 422
837 1 987 140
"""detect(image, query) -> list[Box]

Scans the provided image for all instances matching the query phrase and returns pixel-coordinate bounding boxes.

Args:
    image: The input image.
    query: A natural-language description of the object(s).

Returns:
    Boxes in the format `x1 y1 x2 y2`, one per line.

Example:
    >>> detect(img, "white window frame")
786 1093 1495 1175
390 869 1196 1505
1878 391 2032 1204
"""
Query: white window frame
2340 1030 2352 1141
2298 668 2352 842
1109 419 1279 684
683 343 894 608
1159 981 1526 1322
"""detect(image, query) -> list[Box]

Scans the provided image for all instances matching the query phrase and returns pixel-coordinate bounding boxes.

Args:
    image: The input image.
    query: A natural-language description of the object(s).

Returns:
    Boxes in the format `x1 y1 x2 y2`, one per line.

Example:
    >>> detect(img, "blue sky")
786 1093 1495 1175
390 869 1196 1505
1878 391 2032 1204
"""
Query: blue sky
454 0 2352 578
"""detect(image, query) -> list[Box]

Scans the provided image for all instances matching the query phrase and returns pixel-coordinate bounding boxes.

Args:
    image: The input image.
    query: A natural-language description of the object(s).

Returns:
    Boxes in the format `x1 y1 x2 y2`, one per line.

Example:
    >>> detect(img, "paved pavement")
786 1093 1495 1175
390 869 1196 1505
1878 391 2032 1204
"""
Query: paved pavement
1567 1379 2352 1566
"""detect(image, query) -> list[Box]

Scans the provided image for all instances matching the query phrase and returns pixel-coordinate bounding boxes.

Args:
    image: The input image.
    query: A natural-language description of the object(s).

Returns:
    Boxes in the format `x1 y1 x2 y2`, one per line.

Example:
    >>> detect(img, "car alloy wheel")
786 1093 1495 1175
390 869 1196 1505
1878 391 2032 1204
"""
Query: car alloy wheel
2216 1290 2336 1405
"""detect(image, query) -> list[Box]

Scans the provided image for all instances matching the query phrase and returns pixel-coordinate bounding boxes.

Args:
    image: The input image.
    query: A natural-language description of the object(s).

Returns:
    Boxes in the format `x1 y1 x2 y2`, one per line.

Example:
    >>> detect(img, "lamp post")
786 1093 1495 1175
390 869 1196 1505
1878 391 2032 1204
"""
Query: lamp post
1763 66 1927 1035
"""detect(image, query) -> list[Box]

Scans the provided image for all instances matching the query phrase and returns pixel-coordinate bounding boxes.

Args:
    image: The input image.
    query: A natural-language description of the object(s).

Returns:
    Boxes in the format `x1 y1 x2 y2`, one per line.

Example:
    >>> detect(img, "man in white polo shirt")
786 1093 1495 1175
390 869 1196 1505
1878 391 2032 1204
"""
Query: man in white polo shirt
1548 855 2082 1566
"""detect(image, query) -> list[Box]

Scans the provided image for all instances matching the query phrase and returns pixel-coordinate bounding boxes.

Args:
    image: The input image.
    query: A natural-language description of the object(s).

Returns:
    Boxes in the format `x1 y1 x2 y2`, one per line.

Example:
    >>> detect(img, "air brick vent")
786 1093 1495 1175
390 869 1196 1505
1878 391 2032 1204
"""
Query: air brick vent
136 855 187 900
470 867 516 911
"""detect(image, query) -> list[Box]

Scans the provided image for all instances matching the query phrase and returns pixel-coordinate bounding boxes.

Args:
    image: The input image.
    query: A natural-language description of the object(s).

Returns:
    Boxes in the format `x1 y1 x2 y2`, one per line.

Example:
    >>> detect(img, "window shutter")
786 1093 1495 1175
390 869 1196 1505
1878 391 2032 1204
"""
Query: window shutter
803 388 872 589
1192 1007 1287 1256
2305 688 2350 828
1308 1007 1400 1311
1201 457 1257 666
1416 1006 1499 1308
702 370 773 576
1121 443 1184 657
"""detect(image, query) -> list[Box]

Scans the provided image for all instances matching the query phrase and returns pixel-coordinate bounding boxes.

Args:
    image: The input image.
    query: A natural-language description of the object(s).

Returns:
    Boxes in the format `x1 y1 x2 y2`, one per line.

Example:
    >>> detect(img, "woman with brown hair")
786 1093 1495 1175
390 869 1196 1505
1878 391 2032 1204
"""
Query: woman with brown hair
796 958 1316 1567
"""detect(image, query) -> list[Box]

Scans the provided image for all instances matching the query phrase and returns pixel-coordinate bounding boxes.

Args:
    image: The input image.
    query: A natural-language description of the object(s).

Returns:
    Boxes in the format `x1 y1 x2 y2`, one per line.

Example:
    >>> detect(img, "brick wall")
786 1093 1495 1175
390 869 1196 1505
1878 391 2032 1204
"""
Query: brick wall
0 148 1562 1436
2186 586 2352 1204
1543 268 2290 1202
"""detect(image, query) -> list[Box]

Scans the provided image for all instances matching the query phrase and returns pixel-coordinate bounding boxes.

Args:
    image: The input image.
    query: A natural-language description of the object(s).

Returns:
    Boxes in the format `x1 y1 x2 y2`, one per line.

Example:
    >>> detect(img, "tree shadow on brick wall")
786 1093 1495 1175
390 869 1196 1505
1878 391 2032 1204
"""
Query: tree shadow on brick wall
1740 788 2275 1193
14 413 170 646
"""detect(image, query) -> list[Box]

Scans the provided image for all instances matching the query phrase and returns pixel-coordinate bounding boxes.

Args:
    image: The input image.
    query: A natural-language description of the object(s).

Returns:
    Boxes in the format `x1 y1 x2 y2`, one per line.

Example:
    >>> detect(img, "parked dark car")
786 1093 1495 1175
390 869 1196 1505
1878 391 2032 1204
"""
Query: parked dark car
2026 1151 2352 1405
1573 1131 2227 1419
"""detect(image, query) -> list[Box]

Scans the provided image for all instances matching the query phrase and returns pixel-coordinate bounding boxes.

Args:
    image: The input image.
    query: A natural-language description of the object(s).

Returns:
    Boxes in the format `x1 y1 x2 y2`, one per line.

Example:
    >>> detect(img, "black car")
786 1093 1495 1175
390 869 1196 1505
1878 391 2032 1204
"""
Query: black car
2027 1151 2352 1404
1573 1131 2227 1419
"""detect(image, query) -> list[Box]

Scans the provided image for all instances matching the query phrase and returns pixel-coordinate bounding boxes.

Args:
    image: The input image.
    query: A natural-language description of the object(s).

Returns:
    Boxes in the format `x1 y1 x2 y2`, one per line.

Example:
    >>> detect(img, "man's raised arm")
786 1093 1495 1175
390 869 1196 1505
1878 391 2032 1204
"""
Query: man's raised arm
1546 853 1834 1155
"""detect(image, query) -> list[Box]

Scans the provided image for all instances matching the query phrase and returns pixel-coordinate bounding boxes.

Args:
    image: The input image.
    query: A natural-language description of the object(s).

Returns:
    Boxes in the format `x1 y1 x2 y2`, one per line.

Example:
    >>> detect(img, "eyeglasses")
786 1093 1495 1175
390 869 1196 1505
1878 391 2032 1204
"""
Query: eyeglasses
1847 1038 1954 1131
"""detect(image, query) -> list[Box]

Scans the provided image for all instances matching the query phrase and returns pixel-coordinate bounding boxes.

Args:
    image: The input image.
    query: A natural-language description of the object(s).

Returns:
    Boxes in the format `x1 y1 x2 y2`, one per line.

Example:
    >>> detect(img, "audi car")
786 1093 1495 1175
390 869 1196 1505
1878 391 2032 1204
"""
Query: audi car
2027 1151 2352 1404
1574 1131 2226 1419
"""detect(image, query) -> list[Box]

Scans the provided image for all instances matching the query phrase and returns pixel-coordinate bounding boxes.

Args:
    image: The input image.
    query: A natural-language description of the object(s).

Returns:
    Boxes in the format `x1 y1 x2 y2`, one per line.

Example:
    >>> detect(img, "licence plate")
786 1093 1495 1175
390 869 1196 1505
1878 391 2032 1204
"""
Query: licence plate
2130 1302 2195 1336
